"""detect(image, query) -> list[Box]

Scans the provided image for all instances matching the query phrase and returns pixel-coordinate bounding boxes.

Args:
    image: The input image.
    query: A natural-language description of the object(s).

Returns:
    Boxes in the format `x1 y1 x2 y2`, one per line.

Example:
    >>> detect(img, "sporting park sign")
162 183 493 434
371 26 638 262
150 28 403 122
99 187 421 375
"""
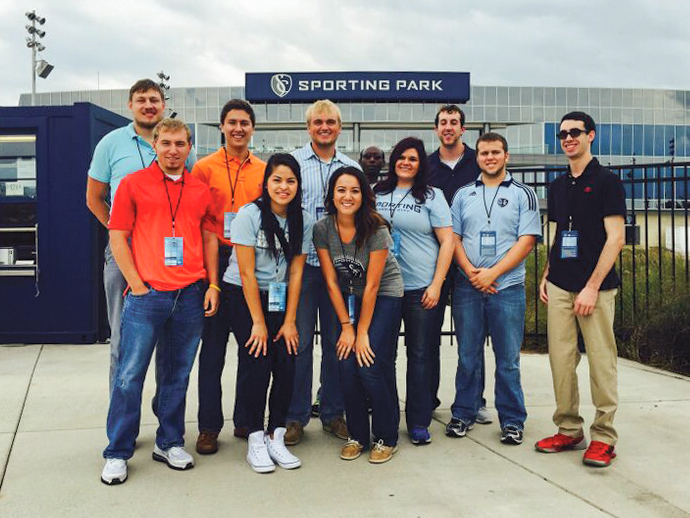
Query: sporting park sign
245 72 470 103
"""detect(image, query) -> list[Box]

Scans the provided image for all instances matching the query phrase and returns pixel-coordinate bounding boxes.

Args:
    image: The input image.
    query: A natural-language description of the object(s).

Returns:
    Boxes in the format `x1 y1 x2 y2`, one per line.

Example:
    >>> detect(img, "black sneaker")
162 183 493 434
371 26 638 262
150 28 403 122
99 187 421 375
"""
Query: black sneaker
445 418 473 438
500 425 523 445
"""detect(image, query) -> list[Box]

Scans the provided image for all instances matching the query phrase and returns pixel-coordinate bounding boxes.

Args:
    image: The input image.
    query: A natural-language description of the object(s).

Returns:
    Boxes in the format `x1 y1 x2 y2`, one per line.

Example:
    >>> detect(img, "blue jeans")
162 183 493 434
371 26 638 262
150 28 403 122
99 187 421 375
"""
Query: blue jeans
402 288 445 429
103 281 205 460
197 246 247 433
287 264 344 426
430 271 486 410
104 243 128 393
337 295 402 447
451 280 527 429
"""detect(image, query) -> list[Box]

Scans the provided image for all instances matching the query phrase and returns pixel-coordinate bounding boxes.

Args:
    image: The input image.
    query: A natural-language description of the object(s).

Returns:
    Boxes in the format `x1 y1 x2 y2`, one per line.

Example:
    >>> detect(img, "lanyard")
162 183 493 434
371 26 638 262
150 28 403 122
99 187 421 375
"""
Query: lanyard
334 216 358 294
482 184 501 226
389 188 412 224
318 154 337 199
223 148 250 211
274 218 288 281
565 173 580 231
135 139 155 169
162 171 185 237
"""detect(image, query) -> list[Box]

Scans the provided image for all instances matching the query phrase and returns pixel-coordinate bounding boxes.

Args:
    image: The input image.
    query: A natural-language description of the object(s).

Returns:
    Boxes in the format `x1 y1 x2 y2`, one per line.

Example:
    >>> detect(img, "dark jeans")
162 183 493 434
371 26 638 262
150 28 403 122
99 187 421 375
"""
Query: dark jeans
287 264 344 426
337 295 402 447
402 288 445 429
104 281 205 460
228 284 296 434
197 246 248 433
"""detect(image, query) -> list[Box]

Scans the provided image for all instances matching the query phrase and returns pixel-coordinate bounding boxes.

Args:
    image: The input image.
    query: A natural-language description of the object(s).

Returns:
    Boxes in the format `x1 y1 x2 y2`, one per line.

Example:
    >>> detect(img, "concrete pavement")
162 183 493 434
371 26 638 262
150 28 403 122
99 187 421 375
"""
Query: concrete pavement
0 336 689 518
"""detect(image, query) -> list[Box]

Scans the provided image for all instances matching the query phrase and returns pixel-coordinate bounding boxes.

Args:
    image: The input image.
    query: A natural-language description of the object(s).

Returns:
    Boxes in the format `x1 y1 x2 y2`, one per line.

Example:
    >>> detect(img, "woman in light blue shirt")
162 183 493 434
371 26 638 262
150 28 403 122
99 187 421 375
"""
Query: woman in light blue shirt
224 154 313 473
373 137 454 444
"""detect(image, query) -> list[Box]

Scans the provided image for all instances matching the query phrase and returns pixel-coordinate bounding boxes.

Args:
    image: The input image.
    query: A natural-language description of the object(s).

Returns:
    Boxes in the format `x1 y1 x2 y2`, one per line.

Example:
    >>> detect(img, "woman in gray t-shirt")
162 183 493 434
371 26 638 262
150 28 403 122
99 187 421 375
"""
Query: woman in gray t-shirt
313 166 403 464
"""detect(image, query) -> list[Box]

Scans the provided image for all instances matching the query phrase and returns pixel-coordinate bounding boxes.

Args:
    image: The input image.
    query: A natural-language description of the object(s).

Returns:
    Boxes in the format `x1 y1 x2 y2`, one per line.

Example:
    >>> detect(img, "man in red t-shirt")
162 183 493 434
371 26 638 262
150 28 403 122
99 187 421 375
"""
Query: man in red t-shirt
100 118 219 486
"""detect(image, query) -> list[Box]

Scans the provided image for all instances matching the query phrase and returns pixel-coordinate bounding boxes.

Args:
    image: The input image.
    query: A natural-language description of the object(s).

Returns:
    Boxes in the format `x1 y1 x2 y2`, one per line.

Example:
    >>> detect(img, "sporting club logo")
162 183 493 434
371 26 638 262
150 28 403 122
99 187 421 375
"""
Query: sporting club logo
498 198 509 207
270 74 293 98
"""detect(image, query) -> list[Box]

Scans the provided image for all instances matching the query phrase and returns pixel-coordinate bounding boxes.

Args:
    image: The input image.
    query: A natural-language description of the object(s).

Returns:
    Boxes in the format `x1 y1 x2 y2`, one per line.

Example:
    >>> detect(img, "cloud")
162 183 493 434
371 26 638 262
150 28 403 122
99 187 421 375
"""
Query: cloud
1 0 689 106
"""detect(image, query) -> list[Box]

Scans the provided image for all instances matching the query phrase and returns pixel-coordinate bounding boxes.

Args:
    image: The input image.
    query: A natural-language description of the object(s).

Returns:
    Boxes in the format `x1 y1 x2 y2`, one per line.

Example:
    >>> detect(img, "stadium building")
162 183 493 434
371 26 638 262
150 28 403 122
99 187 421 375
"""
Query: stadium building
17 72 690 167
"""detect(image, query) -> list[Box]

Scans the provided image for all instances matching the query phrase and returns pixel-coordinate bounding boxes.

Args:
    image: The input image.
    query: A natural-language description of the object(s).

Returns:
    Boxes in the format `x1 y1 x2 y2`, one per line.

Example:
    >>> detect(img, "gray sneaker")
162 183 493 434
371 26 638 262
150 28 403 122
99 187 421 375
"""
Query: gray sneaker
476 406 493 425
445 418 474 438
152 444 194 470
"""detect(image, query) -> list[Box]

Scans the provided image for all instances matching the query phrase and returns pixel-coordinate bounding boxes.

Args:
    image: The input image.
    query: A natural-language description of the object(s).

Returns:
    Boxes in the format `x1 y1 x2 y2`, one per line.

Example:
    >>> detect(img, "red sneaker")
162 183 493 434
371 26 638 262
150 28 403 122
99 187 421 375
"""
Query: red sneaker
583 441 616 467
535 433 587 453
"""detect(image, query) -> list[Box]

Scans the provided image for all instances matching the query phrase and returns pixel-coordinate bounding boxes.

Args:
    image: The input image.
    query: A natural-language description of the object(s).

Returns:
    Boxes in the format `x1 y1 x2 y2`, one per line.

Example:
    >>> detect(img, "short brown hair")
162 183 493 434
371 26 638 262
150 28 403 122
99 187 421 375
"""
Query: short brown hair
153 118 192 143
434 104 465 127
128 79 165 102
476 132 509 153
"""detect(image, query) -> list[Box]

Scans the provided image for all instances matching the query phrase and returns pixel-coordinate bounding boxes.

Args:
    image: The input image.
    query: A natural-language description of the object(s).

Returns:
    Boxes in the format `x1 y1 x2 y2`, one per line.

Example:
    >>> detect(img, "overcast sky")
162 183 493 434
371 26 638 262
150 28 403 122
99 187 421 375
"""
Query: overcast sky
1 0 689 106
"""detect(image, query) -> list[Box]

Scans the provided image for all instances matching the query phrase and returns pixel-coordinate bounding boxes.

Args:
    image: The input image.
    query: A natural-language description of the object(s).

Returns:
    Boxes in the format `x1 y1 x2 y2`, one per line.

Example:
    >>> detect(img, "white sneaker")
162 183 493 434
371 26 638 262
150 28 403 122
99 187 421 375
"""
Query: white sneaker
265 427 301 469
247 431 275 473
152 444 194 470
101 458 127 485
476 406 493 425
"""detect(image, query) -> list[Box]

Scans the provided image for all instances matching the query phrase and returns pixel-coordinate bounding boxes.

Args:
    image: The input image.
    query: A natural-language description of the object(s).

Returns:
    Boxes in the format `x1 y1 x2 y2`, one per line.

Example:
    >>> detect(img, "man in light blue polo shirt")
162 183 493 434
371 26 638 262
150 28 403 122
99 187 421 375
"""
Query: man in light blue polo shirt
284 99 360 445
86 79 197 394
447 132 541 445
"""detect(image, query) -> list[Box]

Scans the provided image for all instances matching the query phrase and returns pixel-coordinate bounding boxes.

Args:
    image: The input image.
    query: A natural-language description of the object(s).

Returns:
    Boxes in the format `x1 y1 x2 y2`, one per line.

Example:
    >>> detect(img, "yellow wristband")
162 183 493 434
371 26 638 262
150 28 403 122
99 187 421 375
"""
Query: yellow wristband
209 283 221 293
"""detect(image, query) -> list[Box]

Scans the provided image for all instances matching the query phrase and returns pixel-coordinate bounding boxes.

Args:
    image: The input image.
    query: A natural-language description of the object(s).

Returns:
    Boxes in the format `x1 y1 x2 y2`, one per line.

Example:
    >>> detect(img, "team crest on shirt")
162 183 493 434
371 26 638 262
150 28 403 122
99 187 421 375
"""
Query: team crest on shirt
498 198 509 207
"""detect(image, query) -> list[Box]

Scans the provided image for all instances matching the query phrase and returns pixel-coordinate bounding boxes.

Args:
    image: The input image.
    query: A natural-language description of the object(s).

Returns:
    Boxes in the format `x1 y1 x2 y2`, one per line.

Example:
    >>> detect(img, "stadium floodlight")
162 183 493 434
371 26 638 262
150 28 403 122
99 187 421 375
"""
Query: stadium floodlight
36 60 54 79
25 11 52 105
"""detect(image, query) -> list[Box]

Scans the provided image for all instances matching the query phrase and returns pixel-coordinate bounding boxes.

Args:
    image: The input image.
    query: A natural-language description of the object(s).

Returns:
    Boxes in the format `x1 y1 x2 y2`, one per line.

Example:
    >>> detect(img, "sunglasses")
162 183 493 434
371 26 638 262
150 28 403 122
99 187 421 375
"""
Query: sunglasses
557 128 590 140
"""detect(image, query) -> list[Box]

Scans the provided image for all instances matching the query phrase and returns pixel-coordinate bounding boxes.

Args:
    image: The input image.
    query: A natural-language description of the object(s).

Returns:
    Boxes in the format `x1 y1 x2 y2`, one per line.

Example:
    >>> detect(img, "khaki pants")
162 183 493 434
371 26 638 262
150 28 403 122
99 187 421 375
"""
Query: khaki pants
546 281 618 445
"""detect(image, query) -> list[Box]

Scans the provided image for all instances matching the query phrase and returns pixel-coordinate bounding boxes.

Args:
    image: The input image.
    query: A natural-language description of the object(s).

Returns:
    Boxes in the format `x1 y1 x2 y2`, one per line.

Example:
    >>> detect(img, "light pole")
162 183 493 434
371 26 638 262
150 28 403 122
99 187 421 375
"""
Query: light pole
25 10 54 106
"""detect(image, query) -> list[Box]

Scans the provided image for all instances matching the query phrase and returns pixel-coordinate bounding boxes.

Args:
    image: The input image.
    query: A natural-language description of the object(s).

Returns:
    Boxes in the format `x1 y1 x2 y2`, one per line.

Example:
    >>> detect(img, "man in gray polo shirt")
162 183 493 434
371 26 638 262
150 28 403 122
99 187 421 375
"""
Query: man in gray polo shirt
447 132 541 445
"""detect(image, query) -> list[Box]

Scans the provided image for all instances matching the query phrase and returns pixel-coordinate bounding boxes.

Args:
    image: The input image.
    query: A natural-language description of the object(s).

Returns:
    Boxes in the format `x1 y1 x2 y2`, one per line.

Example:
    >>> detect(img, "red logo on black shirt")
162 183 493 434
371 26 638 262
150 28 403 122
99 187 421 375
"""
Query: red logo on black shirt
584 186 592 193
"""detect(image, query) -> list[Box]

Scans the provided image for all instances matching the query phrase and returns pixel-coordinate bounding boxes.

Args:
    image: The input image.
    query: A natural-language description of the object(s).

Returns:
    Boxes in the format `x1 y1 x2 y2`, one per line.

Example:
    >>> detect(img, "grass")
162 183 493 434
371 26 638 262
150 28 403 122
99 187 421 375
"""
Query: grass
520 244 690 375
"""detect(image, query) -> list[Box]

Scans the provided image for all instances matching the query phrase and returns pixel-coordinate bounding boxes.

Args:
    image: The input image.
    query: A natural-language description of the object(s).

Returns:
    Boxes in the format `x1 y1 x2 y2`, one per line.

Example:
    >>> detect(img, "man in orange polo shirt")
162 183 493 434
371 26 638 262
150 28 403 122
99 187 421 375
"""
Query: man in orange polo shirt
101 118 219 485
193 99 265 454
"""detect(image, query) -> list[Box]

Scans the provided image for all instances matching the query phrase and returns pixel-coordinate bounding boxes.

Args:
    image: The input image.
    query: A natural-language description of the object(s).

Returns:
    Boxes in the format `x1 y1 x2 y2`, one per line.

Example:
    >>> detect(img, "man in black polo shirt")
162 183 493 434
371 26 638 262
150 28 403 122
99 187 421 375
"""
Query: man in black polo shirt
427 105 491 424
536 111 626 468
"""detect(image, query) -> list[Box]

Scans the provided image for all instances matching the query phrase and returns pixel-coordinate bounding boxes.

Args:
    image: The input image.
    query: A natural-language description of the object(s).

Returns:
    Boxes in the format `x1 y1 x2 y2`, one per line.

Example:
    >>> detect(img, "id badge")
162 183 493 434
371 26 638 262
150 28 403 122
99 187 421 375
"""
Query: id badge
268 282 287 312
480 230 497 257
316 206 326 220
560 230 579 259
391 229 402 258
164 237 184 266
223 212 236 239
347 294 356 324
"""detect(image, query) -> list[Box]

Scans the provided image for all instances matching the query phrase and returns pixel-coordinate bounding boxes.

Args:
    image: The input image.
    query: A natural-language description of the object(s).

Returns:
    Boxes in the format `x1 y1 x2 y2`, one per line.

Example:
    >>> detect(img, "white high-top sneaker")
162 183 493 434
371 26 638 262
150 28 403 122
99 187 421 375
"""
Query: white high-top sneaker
247 431 275 473
265 427 301 469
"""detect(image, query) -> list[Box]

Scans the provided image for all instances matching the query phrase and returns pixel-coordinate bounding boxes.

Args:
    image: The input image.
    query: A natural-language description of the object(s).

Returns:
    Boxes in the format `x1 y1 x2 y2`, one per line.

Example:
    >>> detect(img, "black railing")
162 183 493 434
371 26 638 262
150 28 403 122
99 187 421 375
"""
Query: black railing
315 161 690 347
511 161 690 343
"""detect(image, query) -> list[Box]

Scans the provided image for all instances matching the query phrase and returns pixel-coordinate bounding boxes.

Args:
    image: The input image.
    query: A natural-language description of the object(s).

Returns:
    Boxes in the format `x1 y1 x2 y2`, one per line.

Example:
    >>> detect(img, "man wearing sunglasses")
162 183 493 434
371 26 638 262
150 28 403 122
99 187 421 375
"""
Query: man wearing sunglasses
536 112 626 468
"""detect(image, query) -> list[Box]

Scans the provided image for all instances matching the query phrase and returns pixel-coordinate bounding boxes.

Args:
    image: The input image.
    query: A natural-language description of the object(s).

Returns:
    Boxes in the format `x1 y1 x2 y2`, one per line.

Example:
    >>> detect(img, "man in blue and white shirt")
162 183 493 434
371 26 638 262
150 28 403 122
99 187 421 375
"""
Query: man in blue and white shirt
86 79 196 395
447 132 541 446
286 100 360 444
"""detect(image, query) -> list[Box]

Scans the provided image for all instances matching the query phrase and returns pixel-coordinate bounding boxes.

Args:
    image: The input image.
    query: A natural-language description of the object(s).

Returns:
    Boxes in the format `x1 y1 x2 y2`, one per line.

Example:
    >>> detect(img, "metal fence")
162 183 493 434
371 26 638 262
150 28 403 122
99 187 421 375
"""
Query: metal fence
316 161 690 346
511 160 690 342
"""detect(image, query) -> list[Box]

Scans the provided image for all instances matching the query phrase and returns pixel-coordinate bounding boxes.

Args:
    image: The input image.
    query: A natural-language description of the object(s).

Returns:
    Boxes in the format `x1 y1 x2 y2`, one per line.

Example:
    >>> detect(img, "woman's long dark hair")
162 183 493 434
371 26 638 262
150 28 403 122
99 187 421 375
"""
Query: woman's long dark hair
373 136 433 204
324 166 389 248
253 153 304 263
